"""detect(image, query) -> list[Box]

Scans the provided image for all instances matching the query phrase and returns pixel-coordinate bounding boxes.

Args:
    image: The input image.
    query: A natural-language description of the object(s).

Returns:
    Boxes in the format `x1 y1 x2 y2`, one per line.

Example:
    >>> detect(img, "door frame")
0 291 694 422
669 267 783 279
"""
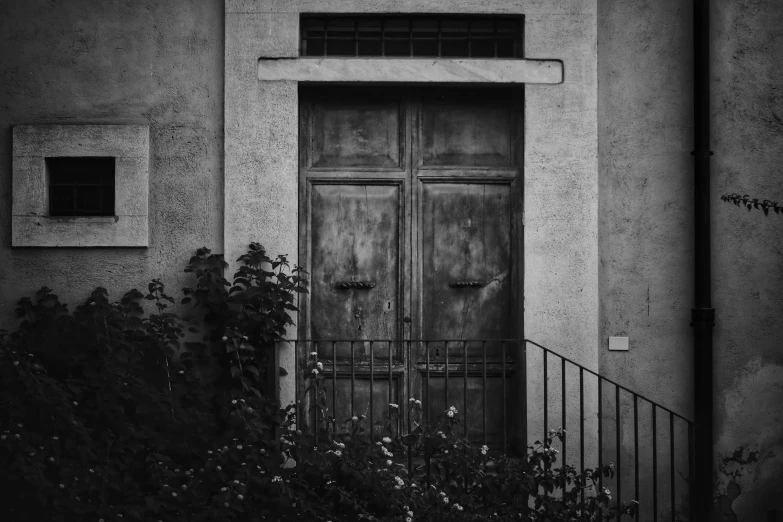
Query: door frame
296 85 527 449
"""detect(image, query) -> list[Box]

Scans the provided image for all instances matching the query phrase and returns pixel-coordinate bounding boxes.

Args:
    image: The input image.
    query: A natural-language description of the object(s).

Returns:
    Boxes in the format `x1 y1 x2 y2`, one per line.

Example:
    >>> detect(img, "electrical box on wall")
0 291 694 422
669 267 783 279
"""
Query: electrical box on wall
608 336 629 351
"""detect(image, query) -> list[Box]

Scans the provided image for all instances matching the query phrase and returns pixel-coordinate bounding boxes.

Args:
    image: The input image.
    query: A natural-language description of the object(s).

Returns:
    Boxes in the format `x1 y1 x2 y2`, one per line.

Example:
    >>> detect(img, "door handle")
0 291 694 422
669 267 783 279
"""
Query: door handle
335 281 376 290
448 280 485 288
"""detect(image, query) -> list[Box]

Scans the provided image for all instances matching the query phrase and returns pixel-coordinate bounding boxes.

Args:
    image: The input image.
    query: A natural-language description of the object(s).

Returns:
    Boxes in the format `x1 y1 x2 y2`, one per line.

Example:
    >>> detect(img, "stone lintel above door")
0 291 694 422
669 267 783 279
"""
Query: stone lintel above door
258 58 563 84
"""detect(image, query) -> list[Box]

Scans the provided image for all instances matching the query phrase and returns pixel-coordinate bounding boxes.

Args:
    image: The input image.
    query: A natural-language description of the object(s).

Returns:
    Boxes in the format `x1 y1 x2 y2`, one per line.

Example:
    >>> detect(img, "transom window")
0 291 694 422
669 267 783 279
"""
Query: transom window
47 157 115 216
300 15 523 58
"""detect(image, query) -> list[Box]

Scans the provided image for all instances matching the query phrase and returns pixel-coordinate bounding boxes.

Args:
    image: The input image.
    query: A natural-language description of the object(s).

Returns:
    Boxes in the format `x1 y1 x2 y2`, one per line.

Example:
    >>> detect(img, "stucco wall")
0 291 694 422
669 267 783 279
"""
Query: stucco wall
0 0 224 320
712 0 783 519
599 0 783 519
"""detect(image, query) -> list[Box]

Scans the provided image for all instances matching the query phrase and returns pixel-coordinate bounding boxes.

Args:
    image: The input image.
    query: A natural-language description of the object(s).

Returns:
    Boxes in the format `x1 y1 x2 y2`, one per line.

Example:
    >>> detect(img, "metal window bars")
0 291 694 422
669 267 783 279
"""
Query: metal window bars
280 339 694 520
300 16 523 58
47 157 115 216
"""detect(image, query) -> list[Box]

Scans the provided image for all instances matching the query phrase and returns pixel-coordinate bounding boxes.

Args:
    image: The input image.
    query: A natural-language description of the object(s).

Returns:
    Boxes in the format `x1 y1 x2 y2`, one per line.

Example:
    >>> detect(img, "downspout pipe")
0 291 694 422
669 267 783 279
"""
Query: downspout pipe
691 0 715 520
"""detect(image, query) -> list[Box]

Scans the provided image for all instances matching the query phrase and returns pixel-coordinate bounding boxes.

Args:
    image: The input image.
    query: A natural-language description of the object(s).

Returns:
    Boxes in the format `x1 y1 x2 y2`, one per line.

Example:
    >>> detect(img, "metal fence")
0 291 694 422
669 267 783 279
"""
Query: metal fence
277 339 694 521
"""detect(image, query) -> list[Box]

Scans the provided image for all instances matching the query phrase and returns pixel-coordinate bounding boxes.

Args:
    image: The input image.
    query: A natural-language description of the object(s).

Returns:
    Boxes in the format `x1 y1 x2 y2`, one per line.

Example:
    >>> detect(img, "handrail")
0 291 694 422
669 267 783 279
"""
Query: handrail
279 338 693 423
282 338 694 519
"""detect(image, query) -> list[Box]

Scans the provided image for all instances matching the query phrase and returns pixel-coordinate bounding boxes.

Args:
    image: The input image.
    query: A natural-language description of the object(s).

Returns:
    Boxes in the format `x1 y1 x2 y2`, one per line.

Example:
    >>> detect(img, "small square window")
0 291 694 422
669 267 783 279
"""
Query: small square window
47 157 116 216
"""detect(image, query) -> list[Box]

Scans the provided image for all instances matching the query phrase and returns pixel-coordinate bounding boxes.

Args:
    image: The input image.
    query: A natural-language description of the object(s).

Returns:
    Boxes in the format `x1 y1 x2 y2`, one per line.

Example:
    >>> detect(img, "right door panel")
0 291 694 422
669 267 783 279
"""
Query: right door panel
419 182 514 345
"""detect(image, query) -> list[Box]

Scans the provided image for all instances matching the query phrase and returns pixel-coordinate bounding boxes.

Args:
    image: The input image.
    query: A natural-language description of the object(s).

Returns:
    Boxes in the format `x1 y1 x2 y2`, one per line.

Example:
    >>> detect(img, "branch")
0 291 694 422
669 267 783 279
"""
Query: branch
720 194 782 216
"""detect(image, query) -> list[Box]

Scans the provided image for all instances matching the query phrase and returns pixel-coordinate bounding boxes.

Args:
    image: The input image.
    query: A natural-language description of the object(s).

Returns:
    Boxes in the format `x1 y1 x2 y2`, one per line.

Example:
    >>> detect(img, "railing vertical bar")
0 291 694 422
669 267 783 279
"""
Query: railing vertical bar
580 367 585 507
670 412 675 522
314 342 319 447
425 341 430 424
332 341 337 437
502 341 507 455
407 340 413 476
351 341 355 420
445 341 450 413
561 357 567 471
544 351 548 441
616 386 622 521
370 341 374 443
598 377 603 491
634 394 639 521
482 340 487 446
388 341 393 436
653 404 658 522
463 341 468 438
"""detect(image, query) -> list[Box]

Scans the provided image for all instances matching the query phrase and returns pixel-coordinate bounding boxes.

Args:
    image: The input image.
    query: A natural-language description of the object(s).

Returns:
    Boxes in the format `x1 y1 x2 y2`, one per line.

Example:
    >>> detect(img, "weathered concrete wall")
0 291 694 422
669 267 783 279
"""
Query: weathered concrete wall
597 2 694 517
0 0 224 319
599 0 783 519
712 0 783 519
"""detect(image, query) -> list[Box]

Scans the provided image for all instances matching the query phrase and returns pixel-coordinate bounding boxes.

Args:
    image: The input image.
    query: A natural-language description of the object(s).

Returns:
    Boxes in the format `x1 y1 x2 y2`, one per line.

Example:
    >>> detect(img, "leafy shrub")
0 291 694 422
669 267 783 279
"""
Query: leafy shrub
0 244 635 521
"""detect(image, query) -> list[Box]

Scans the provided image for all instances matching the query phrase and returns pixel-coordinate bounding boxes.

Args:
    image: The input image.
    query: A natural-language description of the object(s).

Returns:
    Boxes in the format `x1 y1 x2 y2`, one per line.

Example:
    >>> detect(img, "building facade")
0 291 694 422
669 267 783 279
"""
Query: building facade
0 1 781 519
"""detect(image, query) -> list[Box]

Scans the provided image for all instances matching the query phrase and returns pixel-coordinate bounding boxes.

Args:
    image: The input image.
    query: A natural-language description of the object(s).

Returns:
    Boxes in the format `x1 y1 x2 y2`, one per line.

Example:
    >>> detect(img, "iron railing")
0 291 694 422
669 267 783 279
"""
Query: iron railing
277 339 694 521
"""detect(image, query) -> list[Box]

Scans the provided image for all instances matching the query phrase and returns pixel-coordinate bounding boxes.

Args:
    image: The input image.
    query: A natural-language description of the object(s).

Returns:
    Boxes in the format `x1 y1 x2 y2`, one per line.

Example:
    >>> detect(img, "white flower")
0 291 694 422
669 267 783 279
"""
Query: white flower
394 476 404 486
237 494 244 500
272 476 282 482
389 403 398 408
407 511 413 517
447 411 454 417
352 416 359 421
312 368 319 375
334 450 342 457
334 442 345 448
443 497 449 504
171 491 177 497
382 437 392 444
455 504 463 511
415 400 421 405
231 399 237 404
222 336 228 342
234 480 240 484
316 361 323 370
237 445 243 450
406 518 412 522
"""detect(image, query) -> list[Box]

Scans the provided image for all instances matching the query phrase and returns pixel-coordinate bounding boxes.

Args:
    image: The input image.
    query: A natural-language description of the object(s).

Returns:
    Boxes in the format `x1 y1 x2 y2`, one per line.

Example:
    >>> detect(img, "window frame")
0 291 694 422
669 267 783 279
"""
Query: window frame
11 125 149 247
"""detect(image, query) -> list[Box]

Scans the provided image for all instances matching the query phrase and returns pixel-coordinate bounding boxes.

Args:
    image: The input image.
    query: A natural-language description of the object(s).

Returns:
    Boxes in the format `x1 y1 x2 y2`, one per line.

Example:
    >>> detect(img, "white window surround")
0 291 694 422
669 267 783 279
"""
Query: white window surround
12 124 149 247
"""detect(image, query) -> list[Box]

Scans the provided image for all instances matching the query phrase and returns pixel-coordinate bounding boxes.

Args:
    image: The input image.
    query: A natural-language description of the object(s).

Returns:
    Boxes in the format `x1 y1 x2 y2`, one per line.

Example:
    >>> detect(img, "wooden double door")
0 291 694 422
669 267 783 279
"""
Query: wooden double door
298 86 523 446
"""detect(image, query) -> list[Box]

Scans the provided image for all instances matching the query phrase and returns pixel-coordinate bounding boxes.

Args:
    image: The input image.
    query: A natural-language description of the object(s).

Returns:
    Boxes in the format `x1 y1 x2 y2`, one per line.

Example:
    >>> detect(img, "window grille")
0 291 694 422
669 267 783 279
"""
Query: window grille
47 157 115 216
301 15 523 58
